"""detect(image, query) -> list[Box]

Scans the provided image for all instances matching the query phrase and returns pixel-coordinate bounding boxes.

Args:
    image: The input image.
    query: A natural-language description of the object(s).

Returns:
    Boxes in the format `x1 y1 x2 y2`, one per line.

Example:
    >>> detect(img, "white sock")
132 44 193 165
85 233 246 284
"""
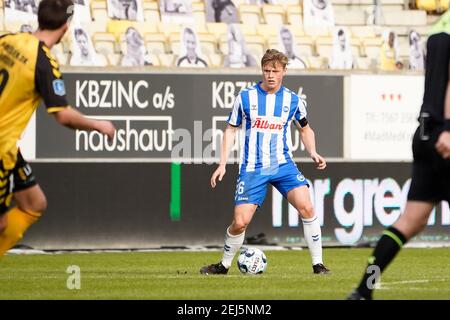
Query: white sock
302 215 323 265
220 227 245 269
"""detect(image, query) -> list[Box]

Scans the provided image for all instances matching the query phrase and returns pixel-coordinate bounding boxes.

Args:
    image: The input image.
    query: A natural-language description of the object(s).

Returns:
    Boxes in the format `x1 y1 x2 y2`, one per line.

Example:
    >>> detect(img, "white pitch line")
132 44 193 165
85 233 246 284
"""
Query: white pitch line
377 277 450 290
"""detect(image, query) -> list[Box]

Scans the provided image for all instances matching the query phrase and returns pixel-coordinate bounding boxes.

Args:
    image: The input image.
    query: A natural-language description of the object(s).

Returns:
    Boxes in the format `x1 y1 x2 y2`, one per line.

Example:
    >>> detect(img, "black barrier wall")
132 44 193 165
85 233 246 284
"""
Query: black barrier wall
21 162 450 250
35 73 344 159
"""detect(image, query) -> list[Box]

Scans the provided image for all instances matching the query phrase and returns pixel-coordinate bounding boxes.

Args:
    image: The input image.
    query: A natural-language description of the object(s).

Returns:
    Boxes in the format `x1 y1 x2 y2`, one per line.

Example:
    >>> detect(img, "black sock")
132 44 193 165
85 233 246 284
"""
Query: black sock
357 226 407 299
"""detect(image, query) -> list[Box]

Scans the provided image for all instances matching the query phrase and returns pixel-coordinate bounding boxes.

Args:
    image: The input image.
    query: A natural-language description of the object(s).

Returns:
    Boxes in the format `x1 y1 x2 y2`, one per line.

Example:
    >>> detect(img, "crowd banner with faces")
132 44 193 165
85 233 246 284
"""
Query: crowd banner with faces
3 0 38 24
278 26 307 69
71 0 93 24
246 0 275 5
329 27 353 70
223 24 257 68
303 0 335 28
176 26 208 68
159 0 194 24
204 0 239 24
408 30 425 71
379 29 401 71
107 0 144 21
121 27 153 66
70 27 108 67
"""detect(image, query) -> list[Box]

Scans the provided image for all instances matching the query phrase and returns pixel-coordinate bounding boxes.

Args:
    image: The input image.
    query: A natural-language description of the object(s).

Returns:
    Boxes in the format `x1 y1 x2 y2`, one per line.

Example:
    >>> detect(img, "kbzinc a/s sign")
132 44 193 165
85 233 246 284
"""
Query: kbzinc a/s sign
35 73 344 160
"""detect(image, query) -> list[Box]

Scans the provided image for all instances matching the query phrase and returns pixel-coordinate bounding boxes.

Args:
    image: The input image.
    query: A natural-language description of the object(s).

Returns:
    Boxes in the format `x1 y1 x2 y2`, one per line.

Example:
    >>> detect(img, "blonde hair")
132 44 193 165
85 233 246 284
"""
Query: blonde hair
261 49 288 69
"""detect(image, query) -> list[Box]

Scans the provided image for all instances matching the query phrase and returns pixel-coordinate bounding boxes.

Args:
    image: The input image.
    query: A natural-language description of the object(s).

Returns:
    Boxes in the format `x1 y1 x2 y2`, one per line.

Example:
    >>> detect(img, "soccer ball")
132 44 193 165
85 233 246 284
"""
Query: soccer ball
237 247 267 275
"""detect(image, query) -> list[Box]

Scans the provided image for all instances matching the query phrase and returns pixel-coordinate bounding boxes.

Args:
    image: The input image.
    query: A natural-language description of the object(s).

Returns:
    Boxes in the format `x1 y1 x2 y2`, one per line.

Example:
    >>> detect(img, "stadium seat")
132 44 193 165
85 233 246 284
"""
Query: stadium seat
355 56 373 70
192 2 207 26
208 53 223 68
244 34 266 59
107 20 133 40
308 56 327 69
143 1 161 24
91 0 109 25
262 4 285 26
145 33 168 54
107 53 121 66
256 24 279 43
158 23 182 37
131 22 158 36
361 36 383 61
89 20 108 34
206 23 228 41
334 8 367 25
295 36 316 57
93 32 118 56
416 0 449 12
315 36 334 60
383 9 428 26
147 53 161 67
238 4 262 25
238 23 257 36
158 53 175 67
198 33 219 55
304 26 332 38
350 26 377 40
286 5 303 26
397 35 410 60
268 34 314 58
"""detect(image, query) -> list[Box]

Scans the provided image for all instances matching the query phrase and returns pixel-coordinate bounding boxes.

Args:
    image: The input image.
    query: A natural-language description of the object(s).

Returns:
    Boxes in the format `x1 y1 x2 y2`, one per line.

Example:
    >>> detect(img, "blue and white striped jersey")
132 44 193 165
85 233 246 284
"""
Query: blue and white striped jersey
227 82 307 173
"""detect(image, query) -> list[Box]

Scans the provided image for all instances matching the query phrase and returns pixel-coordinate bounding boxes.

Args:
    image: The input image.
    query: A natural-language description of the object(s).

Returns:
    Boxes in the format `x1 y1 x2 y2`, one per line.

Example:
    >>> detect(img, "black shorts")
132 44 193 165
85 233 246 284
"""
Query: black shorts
408 126 450 203
0 151 37 215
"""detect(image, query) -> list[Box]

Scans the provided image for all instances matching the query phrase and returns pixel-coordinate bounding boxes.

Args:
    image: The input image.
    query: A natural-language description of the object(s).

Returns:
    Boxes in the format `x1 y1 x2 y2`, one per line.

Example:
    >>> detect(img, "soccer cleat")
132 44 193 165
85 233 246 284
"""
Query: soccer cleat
312 263 331 274
200 262 229 275
347 289 371 300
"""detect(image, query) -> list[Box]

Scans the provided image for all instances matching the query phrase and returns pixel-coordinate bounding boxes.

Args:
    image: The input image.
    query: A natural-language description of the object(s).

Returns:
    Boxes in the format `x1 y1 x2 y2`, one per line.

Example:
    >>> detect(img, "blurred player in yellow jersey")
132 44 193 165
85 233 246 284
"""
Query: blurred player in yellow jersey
0 0 116 257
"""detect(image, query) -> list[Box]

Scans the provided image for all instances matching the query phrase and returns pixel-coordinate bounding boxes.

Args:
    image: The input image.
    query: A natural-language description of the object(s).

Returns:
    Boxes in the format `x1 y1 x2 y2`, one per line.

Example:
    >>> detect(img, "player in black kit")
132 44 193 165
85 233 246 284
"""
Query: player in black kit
348 10 450 300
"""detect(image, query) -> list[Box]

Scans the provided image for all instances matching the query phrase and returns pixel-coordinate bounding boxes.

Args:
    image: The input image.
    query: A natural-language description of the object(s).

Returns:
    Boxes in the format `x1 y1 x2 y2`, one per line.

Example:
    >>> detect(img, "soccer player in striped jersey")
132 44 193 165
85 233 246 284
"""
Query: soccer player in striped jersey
200 49 330 275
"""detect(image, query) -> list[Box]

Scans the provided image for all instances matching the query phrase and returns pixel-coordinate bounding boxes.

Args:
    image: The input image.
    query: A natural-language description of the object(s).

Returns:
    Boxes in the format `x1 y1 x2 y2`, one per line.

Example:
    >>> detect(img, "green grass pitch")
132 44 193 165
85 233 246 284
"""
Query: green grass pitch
0 248 449 300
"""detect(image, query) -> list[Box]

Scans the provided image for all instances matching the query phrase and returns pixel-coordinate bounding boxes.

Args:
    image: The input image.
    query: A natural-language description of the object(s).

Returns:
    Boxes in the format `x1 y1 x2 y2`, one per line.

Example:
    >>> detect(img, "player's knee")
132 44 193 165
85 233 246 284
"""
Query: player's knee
20 195 47 214
230 221 249 234
297 204 315 219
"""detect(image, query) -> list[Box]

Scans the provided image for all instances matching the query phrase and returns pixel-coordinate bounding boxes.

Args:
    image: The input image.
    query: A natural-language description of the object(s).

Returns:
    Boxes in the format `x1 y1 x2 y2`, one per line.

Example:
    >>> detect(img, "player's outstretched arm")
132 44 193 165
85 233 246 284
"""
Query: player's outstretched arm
211 124 239 188
297 123 326 170
435 79 450 160
52 107 116 140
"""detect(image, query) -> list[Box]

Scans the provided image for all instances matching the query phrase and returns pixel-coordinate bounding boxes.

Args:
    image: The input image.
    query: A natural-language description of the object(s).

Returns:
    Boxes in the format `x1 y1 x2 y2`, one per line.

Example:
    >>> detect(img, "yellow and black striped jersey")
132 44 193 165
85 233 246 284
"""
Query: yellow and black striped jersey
0 32 69 170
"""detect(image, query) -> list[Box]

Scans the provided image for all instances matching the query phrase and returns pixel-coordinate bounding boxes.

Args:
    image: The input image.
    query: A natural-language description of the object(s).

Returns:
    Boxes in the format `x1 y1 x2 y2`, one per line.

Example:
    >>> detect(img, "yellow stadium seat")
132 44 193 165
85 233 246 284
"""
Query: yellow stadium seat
362 37 383 60
198 33 219 55
143 1 161 24
416 0 449 12
107 20 133 40
107 53 121 66
145 33 168 54
91 0 108 25
286 5 303 26
208 53 224 68
238 4 262 25
93 32 118 56
158 53 175 67
244 34 266 60
256 23 279 42
262 4 285 26
315 36 334 59
207 22 228 40
193 2 207 25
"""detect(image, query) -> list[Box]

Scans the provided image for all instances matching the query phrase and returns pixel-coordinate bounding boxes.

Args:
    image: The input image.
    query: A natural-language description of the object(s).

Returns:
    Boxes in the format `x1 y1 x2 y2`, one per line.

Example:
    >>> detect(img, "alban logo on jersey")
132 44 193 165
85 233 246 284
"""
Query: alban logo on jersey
252 118 285 131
